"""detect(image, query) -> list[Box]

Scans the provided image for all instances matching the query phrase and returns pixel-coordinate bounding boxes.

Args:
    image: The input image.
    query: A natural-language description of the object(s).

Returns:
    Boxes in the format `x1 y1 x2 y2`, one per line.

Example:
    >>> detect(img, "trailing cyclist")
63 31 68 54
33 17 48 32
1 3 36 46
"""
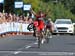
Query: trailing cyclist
45 18 54 36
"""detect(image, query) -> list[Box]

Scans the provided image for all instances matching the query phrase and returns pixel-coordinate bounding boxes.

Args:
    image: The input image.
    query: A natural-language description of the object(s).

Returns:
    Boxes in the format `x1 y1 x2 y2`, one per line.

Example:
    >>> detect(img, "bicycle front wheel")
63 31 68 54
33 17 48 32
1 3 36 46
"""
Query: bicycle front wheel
38 37 41 48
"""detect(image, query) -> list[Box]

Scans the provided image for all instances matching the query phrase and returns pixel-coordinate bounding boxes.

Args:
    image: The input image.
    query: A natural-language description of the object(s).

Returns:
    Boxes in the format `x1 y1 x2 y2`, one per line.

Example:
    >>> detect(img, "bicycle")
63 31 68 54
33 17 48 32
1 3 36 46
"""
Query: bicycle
45 28 52 43
36 29 44 48
27 23 45 48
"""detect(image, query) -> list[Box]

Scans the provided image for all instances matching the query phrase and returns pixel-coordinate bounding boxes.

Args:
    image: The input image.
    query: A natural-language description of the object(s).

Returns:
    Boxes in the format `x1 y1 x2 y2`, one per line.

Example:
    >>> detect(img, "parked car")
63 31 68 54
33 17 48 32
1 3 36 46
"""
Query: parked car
53 19 74 35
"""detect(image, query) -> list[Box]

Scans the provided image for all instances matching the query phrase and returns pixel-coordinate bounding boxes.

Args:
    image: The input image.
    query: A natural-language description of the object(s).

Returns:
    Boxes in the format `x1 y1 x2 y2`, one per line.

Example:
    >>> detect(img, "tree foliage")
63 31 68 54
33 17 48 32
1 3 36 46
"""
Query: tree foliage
4 0 14 13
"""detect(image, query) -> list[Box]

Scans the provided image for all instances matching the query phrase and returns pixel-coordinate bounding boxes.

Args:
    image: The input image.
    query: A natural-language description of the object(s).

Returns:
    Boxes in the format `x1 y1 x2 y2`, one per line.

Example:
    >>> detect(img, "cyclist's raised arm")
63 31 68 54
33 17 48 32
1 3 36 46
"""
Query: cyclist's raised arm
30 8 37 16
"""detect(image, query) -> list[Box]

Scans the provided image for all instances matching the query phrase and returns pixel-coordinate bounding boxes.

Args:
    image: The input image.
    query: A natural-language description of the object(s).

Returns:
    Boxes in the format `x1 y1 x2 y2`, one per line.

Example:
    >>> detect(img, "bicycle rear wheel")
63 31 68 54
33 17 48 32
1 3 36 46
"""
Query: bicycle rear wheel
45 29 51 43
38 36 41 48
37 31 43 48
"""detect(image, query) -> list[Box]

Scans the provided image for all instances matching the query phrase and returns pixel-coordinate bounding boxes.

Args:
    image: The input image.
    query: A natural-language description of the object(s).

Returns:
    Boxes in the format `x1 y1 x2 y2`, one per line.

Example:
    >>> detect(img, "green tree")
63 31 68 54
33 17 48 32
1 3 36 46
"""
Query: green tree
4 0 14 13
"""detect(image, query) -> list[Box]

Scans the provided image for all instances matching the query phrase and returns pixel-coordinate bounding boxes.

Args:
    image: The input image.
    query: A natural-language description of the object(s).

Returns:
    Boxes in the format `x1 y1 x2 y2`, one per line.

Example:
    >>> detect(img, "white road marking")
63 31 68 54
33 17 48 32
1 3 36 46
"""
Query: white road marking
25 42 38 49
25 46 32 49
13 51 74 55
14 51 22 54
0 51 74 55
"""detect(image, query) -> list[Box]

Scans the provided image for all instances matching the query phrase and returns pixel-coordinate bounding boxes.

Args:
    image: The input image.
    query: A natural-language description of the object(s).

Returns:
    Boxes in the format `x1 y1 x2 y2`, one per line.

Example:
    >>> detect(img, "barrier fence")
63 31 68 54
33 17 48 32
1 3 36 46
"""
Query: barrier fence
0 22 33 35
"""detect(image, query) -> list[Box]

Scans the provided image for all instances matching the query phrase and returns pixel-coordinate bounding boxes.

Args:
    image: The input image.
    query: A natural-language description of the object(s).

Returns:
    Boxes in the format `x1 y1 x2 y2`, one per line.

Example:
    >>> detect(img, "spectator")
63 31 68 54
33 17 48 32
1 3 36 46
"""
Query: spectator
28 17 33 24
24 17 28 24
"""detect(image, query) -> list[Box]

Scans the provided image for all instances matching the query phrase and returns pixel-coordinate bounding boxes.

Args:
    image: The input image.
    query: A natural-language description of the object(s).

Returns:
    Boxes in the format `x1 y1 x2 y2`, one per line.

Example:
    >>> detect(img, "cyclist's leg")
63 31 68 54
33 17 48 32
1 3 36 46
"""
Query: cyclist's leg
40 28 46 44
33 27 41 42
49 29 52 38
46 28 52 38
33 29 36 37
46 29 50 43
36 28 41 48
33 26 38 37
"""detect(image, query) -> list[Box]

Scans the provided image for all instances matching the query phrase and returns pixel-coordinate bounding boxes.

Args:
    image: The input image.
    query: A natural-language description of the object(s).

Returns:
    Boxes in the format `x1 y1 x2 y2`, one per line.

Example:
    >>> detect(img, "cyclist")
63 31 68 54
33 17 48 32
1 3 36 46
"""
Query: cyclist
30 9 46 44
45 18 54 34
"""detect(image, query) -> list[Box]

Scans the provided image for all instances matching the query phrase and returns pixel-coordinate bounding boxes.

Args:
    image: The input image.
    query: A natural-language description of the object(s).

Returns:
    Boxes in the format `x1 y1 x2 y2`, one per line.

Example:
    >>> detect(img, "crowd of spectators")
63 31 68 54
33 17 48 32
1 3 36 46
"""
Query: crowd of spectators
0 12 33 24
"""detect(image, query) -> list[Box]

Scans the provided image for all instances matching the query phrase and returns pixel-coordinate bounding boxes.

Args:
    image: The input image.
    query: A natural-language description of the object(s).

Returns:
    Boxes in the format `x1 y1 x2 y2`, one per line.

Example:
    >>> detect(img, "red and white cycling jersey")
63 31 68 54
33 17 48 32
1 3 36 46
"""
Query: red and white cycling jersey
33 20 45 31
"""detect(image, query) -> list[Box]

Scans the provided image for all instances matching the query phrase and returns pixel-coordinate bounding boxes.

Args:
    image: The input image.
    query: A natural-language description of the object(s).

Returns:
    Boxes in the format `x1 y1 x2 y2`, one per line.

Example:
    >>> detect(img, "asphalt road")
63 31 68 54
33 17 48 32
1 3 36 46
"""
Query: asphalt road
0 34 75 56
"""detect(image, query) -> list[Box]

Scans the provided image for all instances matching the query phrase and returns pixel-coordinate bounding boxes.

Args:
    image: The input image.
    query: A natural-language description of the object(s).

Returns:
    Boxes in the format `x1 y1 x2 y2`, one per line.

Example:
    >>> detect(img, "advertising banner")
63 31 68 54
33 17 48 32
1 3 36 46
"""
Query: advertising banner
0 0 4 3
0 22 33 34
23 4 31 11
14 2 23 8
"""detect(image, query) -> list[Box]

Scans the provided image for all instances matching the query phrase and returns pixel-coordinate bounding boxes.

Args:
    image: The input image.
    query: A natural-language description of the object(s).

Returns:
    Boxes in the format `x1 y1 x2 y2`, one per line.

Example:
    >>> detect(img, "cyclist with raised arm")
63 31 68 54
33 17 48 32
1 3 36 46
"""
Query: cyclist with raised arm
30 9 46 44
